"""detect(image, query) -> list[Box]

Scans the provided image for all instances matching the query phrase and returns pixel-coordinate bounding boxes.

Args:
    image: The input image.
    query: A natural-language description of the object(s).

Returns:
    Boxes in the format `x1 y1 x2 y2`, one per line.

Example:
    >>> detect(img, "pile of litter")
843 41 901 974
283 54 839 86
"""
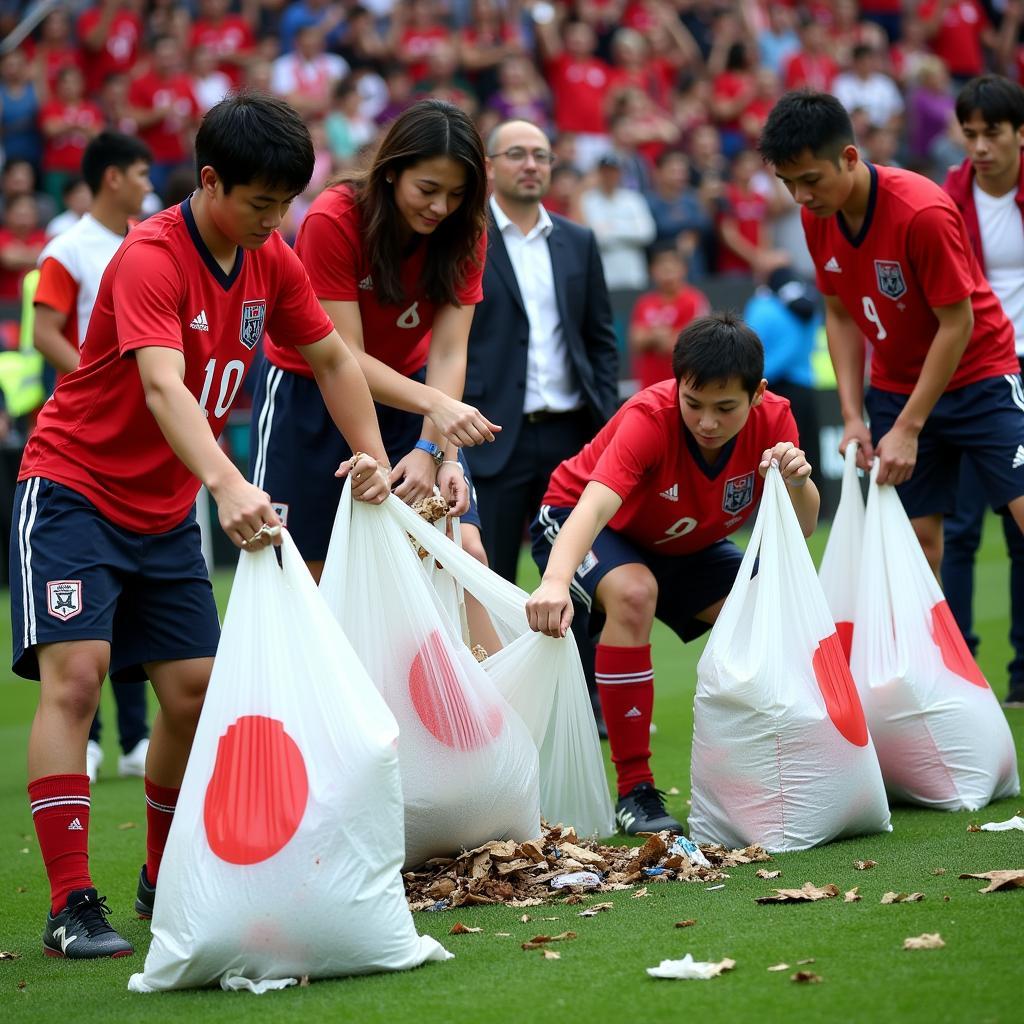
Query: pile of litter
404 823 771 911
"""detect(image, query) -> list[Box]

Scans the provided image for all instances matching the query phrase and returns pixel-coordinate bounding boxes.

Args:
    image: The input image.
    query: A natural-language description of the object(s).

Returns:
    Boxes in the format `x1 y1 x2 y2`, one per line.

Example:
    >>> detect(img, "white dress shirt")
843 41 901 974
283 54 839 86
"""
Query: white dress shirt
490 194 582 414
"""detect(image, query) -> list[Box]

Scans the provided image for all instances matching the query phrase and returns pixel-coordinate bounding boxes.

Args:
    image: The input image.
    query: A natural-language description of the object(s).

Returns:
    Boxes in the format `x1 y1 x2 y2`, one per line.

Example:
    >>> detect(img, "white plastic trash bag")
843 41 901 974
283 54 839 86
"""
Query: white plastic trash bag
129 532 450 993
394 497 614 840
849 465 1019 811
689 465 891 852
819 441 865 660
320 482 542 867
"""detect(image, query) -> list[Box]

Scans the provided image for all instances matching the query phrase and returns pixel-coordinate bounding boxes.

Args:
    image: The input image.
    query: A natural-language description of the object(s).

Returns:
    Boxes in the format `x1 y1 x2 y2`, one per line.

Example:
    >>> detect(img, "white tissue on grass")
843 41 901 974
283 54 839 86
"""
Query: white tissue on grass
980 815 1024 832
646 954 734 980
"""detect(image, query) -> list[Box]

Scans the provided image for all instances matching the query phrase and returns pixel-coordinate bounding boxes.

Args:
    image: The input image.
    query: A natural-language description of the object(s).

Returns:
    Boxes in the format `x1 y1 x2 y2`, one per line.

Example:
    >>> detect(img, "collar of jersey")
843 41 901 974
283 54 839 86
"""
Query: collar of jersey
683 425 738 481
181 196 245 291
836 161 878 250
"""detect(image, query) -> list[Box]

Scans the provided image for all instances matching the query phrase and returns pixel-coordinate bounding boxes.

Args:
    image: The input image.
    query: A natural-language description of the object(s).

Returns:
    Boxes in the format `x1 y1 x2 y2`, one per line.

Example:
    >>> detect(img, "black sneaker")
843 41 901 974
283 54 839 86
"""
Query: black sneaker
135 864 156 920
615 782 684 835
42 888 134 959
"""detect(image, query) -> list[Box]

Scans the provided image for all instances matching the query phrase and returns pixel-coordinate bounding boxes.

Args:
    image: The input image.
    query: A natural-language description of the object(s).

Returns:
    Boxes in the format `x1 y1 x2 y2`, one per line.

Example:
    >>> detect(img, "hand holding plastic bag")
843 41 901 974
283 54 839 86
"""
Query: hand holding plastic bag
689 465 891 852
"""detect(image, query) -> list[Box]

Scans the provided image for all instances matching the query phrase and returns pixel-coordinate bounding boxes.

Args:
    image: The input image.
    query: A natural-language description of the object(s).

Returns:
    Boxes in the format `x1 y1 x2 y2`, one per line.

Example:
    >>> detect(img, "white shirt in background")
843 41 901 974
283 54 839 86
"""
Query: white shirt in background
579 186 656 291
490 194 581 414
974 180 1024 356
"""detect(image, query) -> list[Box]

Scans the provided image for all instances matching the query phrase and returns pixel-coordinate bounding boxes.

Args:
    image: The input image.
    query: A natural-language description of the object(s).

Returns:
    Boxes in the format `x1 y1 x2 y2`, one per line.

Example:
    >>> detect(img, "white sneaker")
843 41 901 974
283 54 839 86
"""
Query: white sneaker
86 740 104 784
118 738 149 778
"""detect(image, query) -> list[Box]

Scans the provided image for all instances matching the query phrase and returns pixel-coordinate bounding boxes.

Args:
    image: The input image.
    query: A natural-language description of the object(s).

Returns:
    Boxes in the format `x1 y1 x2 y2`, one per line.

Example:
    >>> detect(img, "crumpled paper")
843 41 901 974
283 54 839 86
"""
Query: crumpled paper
646 954 736 980
220 975 297 994
980 816 1024 832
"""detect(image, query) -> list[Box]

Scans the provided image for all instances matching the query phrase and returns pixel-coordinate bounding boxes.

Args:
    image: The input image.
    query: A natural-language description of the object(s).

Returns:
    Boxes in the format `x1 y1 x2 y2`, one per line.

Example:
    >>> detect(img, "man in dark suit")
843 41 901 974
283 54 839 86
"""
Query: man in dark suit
464 119 619 584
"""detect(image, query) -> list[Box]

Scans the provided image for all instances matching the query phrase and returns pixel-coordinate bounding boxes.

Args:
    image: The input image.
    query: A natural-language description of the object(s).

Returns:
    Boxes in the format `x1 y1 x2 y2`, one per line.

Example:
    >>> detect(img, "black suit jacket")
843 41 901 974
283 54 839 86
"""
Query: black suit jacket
463 210 619 477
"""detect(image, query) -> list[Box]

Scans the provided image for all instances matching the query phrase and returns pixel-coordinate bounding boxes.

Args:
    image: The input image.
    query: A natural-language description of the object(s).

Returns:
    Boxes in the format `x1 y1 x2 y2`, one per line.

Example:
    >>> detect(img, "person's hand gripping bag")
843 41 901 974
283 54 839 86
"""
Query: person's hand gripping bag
398 499 614 840
688 465 891 852
849 464 1020 810
128 531 450 994
320 481 542 868
819 441 865 660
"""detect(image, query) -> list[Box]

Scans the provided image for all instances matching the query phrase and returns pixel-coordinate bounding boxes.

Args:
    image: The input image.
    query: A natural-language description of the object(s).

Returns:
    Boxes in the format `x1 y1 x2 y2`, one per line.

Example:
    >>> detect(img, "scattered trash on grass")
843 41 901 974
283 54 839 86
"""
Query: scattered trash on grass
979 816 1024 832
578 903 614 917
844 887 861 902
521 932 576 951
853 860 877 870
791 971 822 984
646 954 735 980
448 923 482 935
756 869 781 880
904 933 944 950
675 919 697 928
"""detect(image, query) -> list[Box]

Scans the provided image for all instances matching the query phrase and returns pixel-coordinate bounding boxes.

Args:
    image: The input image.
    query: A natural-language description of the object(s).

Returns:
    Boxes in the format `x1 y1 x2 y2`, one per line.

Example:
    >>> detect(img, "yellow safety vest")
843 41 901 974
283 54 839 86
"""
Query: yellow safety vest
0 268 45 417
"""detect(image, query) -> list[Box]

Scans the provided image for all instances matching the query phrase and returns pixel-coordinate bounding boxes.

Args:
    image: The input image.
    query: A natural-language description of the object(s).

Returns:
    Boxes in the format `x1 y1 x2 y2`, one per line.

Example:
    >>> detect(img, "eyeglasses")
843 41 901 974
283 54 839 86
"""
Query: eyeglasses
488 147 556 165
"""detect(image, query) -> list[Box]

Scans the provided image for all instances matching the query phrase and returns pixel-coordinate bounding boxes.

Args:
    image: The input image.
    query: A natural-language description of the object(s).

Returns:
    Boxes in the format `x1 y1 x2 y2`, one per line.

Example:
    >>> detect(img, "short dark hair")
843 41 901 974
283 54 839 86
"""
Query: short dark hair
194 93 315 195
759 91 854 167
955 75 1024 130
672 311 764 395
81 132 152 193
648 239 684 263
61 174 86 198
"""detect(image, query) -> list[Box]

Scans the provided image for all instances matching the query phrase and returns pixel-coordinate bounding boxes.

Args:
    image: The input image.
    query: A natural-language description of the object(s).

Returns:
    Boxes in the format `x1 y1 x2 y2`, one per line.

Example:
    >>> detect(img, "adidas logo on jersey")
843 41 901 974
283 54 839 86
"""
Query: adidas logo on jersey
67 817 84 831
659 483 679 502
358 275 373 290
1014 445 1024 470
190 310 210 332
624 707 642 718
824 256 842 273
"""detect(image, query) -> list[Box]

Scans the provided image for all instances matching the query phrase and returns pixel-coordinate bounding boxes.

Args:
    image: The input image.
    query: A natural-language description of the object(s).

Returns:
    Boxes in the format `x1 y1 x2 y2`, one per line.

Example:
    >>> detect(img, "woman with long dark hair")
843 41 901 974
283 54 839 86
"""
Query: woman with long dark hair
250 98 500 641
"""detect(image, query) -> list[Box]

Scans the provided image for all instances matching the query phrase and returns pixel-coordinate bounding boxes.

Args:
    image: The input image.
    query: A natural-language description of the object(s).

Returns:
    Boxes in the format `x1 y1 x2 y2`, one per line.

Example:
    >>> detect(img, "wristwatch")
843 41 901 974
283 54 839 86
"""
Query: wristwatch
414 439 445 467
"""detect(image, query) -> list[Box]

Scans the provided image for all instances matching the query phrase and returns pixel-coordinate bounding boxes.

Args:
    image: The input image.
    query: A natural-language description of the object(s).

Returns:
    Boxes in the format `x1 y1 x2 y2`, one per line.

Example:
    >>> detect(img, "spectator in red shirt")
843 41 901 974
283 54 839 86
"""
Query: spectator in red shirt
919 0 995 84
710 41 757 159
392 0 452 83
629 242 710 390
607 27 674 113
782 17 838 92
717 149 788 276
128 35 201 201
39 67 104 205
189 0 256 89
0 194 47 301
26 9 83 96
533 12 614 170
77 0 143 95
458 0 525 103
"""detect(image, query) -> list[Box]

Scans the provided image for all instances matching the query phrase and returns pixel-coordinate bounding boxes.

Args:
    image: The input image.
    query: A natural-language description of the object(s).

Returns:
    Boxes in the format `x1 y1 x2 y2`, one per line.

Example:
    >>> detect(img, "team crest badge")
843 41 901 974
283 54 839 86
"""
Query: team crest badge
722 472 755 515
240 299 267 350
874 259 907 300
47 580 82 620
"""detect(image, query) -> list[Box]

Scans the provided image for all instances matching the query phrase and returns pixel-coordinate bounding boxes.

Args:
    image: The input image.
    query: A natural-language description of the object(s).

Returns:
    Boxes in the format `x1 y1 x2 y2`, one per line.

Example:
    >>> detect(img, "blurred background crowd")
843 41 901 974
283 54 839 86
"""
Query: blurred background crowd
0 0 1020 491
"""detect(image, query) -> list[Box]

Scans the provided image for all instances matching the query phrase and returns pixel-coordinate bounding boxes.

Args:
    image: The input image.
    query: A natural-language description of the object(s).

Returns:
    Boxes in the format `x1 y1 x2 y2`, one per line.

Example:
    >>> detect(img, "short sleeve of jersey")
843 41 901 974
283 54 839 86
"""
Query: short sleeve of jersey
34 257 77 316
456 230 486 305
111 242 185 355
589 403 669 499
907 203 975 309
265 240 335 347
297 206 361 301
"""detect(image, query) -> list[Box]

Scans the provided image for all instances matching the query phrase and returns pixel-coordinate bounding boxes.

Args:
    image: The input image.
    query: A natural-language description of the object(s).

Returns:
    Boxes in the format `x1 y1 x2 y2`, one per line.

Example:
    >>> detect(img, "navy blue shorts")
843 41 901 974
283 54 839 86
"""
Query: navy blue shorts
865 373 1024 518
530 504 743 643
9 478 220 683
249 360 481 563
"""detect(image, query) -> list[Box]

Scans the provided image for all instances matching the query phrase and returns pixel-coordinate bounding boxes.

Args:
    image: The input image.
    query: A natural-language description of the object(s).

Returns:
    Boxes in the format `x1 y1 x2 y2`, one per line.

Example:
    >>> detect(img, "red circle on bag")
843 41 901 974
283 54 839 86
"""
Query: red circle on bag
409 629 503 751
812 632 869 746
930 599 988 689
204 715 308 865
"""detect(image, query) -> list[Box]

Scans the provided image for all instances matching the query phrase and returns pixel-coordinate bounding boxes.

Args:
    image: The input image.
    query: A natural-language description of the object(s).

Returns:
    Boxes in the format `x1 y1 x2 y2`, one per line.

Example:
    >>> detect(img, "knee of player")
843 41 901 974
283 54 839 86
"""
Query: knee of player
601 571 658 627
156 665 210 728
39 659 106 721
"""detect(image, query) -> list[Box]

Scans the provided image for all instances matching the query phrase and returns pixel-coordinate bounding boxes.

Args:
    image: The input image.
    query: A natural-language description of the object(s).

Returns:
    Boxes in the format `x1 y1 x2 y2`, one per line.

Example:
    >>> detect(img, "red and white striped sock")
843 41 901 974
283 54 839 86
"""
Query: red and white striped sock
145 779 179 885
28 774 93 915
595 643 655 797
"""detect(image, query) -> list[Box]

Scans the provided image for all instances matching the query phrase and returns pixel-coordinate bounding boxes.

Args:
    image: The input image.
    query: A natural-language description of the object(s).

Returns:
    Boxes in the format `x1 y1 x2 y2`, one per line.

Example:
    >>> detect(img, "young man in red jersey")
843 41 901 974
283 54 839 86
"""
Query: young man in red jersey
760 90 1024 579
10 94 390 960
526 313 819 834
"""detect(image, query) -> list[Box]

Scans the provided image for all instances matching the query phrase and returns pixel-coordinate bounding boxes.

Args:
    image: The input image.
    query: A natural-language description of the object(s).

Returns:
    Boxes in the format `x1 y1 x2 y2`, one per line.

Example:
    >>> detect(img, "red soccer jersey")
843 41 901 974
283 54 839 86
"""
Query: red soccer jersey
76 8 142 93
782 51 838 92
918 0 987 78
803 163 1019 394
128 73 201 163
39 100 105 173
546 54 612 135
19 200 334 534
630 287 710 390
267 185 485 379
189 16 255 87
544 382 798 555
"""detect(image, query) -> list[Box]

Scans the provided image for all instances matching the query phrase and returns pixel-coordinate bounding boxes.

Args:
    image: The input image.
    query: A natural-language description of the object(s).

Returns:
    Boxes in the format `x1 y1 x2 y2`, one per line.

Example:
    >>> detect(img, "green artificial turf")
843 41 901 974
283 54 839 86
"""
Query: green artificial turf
1 516 1021 1023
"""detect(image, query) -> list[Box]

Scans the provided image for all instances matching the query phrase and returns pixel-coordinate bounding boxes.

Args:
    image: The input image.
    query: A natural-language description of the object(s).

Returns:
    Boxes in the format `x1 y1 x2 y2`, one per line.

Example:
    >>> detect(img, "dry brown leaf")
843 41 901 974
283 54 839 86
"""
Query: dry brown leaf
853 860 877 870
117 822 137 831
541 916 559 921
521 931 576 950
755 883 839 904
519 914 531 923
958 870 1024 893
966 823 982 833
932 868 946 876
631 835 668 869
904 933 945 950
494 932 511 937
844 887 861 903
298 975 310 988
756 869 782 880
15 887 26 893
791 971 822 983
713 958 737 975
675 919 697 928
632 886 649 899
17 981 27 990
880 892 925 904
767 963 789 972
578 902 614 917
0 951 20 961
797 958 816 965
542 949 561 960
448 922 482 934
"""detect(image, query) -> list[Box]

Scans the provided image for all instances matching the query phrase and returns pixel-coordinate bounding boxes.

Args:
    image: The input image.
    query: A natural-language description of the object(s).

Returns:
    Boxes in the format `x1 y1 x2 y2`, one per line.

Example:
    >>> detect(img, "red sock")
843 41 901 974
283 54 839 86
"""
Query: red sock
596 644 655 796
145 779 179 885
28 774 92 915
